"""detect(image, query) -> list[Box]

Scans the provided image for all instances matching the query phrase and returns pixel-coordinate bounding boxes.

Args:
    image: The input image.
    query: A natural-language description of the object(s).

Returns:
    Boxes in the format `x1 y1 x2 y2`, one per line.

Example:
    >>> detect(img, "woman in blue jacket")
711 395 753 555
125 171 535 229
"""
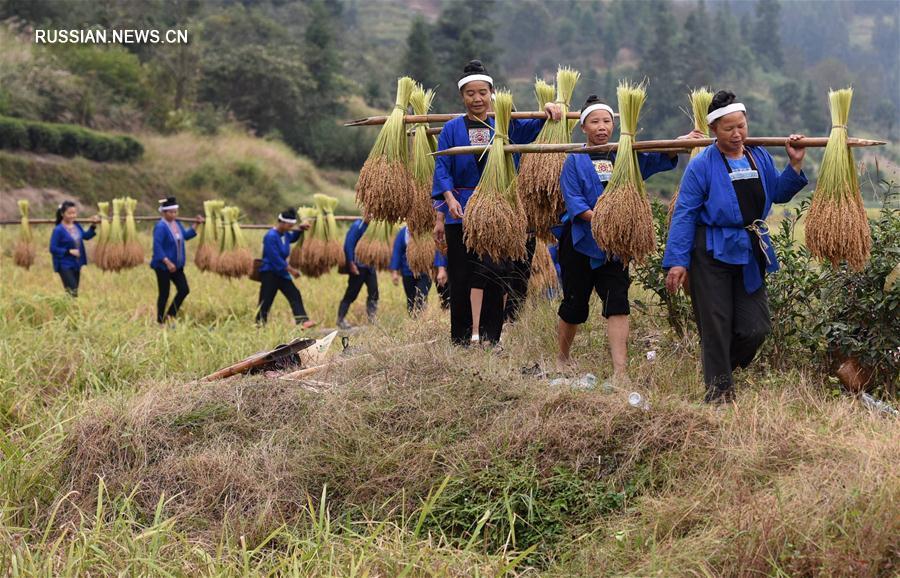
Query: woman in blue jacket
150 197 203 324
256 209 316 328
432 59 561 345
557 95 702 377
49 201 99 297
664 91 808 404
389 225 447 314
337 218 378 330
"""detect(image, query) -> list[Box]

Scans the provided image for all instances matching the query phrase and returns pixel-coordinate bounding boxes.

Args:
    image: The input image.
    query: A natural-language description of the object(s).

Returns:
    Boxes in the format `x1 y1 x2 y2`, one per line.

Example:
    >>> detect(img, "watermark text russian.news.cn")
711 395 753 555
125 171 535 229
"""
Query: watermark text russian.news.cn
34 29 190 45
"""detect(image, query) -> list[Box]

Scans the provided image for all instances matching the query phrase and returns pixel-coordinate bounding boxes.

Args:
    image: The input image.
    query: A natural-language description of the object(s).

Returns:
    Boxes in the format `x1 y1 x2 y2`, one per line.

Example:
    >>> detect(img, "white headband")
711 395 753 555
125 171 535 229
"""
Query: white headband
458 74 493 90
579 103 615 125
707 102 746 124
158 204 178 212
278 215 297 224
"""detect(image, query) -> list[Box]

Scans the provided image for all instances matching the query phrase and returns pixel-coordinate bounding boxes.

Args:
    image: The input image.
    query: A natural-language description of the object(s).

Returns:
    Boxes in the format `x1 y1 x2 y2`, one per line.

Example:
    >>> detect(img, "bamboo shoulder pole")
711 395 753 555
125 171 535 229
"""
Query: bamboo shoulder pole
346 110 589 127
431 136 888 157
0 215 363 227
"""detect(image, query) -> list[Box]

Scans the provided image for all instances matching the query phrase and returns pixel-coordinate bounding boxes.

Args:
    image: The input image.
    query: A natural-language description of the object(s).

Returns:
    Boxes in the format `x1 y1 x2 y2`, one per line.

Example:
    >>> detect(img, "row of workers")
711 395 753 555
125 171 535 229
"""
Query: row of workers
431 60 808 404
46 199 455 327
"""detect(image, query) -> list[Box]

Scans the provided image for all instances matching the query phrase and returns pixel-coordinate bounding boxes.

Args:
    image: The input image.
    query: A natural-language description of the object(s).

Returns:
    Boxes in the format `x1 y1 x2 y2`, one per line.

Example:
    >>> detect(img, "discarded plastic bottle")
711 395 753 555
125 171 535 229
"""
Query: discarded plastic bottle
628 391 650 411
860 393 899 416
549 377 571 387
574 373 597 391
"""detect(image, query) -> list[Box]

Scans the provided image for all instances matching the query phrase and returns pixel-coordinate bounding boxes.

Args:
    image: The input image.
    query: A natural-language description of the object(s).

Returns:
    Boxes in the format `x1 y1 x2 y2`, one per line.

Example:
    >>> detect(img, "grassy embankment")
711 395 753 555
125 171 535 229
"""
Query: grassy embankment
1 225 897 576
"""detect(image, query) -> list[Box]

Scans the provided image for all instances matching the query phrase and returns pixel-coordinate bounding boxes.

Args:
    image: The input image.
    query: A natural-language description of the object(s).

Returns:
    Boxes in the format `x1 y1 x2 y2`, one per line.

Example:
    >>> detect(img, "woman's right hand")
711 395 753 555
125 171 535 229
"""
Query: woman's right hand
433 218 445 246
166 261 176 273
69 248 80 258
666 266 688 293
436 267 448 286
445 196 463 220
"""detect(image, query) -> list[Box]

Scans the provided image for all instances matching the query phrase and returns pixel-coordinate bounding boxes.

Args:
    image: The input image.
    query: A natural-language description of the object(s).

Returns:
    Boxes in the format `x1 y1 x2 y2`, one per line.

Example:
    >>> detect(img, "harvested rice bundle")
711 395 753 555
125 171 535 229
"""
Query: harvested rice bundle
122 196 144 268
356 220 395 271
104 197 126 271
94 201 110 269
464 90 528 262
195 200 219 271
591 81 656 266
518 68 580 240
288 206 317 269
407 230 436 277
299 194 343 278
528 240 559 296
805 88 871 270
356 76 416 222
667 88 713 225
13 200 35 269
214 206 253 278
407 86 439 235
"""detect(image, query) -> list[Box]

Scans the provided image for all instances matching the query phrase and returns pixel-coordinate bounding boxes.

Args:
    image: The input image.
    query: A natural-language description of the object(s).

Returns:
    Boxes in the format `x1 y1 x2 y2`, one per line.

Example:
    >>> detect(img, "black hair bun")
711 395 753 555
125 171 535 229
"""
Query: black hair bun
582 94 605 109
709 90 737 114
463 59 488 74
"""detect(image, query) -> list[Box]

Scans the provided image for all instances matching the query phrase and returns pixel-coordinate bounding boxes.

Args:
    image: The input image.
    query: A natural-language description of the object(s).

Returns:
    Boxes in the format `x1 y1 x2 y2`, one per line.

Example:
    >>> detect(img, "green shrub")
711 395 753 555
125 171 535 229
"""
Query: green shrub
26 122 61 153
0 115 142 162
0 116 29 148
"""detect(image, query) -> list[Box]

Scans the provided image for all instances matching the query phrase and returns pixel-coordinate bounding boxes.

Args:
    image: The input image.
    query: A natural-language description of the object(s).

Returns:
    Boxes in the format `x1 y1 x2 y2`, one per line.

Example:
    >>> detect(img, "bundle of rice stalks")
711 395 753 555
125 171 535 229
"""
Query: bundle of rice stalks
805 88 871 270
122 196 144 268
356 76 416 223
407 230 436 277
667 87 713 225
299 194 344 278
94 201 110 269
195 200 220 272
528 240 559 296
406 85 439 236
214 206 253 278
518 68 580 240
463 90 528 262
104 197 126 271
590 81 656 266
288 206 317 269
13 200 35 269
356 220 395 271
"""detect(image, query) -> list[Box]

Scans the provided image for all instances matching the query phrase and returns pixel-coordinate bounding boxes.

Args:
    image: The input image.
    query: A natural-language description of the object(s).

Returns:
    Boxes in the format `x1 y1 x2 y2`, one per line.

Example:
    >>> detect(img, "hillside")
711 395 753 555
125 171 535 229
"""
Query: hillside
0 128 358 221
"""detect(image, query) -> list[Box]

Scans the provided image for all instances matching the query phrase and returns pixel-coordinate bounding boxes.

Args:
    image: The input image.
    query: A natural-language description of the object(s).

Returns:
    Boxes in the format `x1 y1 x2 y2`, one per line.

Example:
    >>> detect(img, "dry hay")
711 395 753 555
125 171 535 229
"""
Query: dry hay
805 88 871 270
407 86 438 236
518 71 580 241
528 240 558 296
355 77 416 223
13 199 35 269
591 81 656 265
463 91 528 262
667 88 713 226
406 231 436 276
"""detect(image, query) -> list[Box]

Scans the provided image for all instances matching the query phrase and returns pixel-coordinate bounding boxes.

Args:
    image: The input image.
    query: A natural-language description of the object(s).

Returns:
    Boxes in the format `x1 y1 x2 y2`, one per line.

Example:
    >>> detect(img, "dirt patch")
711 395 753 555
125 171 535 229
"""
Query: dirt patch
0 186 88 220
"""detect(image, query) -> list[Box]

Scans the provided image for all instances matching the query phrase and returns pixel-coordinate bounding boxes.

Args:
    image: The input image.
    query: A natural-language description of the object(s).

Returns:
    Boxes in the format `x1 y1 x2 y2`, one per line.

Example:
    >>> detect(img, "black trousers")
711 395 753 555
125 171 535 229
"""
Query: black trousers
689 227 771 391
58 268 80 297
503 234 537 323
337 267 378 321
402 275 432 314
155 268 190 324
437 280 451 310
256 271 308 324
445 224 504 344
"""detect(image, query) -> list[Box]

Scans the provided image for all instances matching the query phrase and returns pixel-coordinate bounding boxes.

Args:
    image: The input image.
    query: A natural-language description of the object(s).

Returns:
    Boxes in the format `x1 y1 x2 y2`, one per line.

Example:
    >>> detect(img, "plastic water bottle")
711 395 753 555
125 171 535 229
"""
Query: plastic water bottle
628 391 650 411
860 393 899 416
549 377 571 387
574 373 597 391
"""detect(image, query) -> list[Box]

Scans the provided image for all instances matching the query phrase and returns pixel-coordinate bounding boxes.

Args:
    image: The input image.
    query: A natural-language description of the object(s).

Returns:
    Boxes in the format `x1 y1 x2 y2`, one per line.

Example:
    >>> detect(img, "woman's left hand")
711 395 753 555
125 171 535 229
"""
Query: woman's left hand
544 102 563 121
677 129 707 140
786 134 806 170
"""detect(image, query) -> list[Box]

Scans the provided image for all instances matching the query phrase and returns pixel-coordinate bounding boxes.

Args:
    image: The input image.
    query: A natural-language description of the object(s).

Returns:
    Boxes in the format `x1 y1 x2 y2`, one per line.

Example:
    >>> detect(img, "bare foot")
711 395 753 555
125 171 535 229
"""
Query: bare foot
556 357 578 375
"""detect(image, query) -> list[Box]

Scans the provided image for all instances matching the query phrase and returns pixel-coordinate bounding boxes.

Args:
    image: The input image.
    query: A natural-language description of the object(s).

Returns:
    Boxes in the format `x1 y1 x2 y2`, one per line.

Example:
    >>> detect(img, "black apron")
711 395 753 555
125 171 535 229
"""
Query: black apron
720 150 767 274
